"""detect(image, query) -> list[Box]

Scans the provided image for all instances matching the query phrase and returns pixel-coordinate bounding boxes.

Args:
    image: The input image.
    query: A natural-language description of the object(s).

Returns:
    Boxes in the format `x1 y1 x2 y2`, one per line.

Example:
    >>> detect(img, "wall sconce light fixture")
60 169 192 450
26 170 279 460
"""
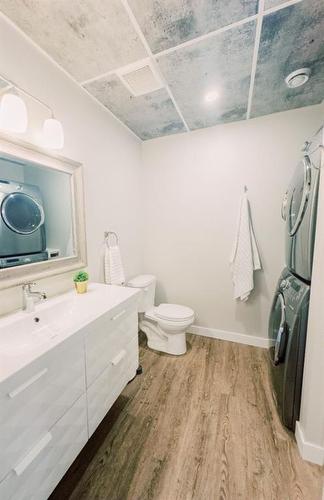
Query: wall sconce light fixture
0 75 64 150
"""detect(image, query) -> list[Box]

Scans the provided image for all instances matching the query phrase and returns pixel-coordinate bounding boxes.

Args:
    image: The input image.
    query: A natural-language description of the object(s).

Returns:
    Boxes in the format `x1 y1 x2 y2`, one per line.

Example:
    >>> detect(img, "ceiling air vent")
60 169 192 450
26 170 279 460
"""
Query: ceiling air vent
119 62 164 97
285 68 311 89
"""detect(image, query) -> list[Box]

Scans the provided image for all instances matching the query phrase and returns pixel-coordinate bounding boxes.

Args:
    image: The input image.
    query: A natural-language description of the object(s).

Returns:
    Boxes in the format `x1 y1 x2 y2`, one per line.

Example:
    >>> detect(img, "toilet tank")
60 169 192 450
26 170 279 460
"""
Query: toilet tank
127 274 156 312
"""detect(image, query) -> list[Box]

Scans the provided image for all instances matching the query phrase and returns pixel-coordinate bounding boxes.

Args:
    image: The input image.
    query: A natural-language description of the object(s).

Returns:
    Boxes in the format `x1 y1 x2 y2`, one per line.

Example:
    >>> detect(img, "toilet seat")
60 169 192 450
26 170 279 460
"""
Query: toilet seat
155 304 194 322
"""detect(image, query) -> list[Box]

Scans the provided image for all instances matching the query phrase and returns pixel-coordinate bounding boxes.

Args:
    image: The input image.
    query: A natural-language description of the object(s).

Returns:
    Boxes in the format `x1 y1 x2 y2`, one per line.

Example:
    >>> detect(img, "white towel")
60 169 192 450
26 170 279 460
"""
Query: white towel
230 193 261 301
104 245 125 285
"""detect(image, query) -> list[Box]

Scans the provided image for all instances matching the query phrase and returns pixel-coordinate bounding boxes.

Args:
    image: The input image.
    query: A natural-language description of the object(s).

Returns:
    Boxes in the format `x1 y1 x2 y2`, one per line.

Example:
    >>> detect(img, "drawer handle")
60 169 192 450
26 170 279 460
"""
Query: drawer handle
8 368 48 399
111 309 126 321
111 349 127 366
14 432 52 476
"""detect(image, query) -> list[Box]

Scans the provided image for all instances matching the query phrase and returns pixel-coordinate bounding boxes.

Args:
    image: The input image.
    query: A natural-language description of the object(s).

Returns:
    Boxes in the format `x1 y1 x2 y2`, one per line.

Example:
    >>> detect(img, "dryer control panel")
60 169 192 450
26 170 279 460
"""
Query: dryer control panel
282 275 308 312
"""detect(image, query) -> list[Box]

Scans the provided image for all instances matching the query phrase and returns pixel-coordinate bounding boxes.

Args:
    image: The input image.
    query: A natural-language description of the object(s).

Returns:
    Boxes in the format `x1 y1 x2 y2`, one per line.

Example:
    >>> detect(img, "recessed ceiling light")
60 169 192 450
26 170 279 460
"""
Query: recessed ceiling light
285 68 311 89
205 90 219 103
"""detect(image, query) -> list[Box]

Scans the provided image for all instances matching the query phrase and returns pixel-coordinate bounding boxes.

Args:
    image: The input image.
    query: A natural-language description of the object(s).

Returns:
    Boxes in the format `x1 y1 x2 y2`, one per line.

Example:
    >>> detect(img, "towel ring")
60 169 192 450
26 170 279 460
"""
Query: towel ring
104 231 119 247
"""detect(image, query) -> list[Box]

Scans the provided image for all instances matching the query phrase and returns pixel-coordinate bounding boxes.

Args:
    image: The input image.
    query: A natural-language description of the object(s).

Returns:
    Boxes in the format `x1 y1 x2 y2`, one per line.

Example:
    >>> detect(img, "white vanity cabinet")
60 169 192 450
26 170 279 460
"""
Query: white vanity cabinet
84 297 139 436
85 298 138 387
0 284 140 500
0 395 88 500
87 336 139 436
0 331 85 484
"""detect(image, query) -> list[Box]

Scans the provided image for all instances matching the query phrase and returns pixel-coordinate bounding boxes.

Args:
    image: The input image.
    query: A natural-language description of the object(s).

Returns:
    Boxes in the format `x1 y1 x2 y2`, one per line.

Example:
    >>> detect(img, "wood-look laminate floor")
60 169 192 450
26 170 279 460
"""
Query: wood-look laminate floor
51 334 323 500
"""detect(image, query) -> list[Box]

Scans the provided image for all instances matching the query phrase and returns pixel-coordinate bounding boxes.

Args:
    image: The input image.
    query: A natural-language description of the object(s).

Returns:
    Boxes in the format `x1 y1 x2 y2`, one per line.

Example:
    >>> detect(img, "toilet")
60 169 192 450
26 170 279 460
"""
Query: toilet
127 275 194 355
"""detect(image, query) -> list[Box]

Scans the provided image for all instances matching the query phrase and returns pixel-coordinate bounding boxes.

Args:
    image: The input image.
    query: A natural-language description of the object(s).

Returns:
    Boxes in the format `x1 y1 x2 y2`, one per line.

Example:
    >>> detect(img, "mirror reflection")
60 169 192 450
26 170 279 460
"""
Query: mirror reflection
0 154 74 269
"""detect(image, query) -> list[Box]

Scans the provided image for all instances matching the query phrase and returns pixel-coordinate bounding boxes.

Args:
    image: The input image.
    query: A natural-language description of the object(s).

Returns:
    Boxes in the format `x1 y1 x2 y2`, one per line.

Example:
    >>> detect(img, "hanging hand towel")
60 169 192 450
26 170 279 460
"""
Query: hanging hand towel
104 244 125 286
230 193 261 301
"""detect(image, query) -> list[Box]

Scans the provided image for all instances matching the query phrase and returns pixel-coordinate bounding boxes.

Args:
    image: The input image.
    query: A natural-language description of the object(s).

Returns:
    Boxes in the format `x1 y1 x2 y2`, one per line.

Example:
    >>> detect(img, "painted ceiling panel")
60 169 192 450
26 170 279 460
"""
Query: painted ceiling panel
251 0 324 118
157 21 256 130
128 0 259 53
84 75 186 140
264 0 288 9
0 0 147 82
0 0 323 140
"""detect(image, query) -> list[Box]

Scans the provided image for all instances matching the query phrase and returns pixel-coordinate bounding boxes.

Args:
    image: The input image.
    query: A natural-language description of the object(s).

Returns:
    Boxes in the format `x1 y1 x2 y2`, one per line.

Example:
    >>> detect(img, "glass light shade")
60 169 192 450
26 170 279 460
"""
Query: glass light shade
42 118 64 149
0 93 28 133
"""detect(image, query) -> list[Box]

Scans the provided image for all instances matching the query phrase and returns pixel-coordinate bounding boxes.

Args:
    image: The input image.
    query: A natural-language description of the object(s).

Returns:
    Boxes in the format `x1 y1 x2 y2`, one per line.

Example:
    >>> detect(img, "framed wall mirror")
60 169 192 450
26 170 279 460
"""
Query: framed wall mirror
0 134 86 290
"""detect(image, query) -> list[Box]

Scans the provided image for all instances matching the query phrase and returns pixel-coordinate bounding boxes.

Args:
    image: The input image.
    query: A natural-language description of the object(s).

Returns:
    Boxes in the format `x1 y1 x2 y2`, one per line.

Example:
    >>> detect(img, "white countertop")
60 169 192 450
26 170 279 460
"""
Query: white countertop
0 283 140 385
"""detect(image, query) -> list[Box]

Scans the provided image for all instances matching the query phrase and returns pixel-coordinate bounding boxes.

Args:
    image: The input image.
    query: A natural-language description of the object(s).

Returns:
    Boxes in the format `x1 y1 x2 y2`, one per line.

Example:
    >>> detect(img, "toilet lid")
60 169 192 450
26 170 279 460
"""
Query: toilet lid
155 303 194 321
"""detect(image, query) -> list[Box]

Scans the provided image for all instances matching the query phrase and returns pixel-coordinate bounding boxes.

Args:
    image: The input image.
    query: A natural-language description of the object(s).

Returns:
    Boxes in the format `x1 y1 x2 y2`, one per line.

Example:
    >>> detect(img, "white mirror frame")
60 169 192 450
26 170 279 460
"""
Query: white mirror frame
0 133 87 290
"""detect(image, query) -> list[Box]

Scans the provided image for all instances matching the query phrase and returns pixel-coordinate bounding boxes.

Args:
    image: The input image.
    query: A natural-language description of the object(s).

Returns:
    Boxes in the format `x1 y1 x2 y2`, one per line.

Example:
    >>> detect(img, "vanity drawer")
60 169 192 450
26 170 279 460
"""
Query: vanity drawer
0 332 85 482
85 299 138 387
87 336 139 436
0 394 87 500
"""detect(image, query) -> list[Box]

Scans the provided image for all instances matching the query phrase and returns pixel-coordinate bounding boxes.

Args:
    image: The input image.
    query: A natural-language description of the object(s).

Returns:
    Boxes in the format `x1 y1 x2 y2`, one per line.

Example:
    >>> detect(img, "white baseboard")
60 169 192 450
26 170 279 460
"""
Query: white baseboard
188 324 271 348
295 421 324 466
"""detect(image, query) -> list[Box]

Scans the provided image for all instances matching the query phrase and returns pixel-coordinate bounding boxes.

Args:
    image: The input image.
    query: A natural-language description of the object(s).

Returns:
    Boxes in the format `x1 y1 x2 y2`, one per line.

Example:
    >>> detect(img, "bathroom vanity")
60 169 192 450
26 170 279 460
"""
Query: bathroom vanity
0 283 140 500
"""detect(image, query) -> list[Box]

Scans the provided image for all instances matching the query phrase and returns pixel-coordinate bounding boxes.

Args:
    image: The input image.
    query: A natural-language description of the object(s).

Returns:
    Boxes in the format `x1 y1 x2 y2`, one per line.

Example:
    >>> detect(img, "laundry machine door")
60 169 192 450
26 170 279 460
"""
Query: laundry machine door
268 270 310 430
1 192 44 235
269 291 287 366
285 153 318 282
288 155 311 236
268 285 289 424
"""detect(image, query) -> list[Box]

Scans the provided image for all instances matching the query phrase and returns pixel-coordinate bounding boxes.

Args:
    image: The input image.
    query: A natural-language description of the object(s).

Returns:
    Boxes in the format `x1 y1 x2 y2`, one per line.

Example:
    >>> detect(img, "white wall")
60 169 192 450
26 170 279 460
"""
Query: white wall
0 157 24 182
0 14 143 316
141 105 324 340
297 126 324 465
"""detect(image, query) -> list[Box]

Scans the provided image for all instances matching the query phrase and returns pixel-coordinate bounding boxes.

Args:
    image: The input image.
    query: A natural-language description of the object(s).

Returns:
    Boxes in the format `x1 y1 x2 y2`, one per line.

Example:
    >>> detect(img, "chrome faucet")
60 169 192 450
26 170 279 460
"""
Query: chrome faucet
22 282 47 313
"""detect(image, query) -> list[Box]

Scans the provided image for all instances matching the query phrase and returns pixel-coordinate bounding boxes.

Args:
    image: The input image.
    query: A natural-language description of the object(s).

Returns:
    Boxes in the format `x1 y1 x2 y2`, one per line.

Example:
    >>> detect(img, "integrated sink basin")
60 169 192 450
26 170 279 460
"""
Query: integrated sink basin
0 282 140 500
0 300 78 356
0 283 140 384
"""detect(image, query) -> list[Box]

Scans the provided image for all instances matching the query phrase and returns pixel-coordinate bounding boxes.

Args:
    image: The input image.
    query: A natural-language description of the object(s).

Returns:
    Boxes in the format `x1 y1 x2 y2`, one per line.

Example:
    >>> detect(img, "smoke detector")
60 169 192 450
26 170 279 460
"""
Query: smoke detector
118 60 164 97
285 68 311 88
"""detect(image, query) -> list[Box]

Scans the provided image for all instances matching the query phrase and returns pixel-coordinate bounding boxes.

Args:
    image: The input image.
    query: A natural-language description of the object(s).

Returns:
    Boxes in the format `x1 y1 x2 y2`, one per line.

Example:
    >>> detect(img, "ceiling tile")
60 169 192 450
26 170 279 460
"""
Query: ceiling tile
251 0 324 118
84 75 186 140
127 0 258 53
264 0 287 10
264 0 288 9
157 21 256 130
0 0 147 82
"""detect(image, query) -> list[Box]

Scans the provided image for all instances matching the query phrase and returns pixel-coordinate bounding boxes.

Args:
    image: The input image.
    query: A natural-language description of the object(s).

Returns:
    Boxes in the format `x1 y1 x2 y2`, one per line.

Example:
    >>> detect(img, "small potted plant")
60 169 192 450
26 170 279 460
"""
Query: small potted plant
73 270 89 294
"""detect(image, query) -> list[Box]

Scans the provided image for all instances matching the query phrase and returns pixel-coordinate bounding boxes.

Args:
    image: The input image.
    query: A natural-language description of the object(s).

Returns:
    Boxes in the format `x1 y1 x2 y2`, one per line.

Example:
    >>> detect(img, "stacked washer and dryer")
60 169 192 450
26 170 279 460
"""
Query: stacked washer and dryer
268 127 323 431
0 179 47 268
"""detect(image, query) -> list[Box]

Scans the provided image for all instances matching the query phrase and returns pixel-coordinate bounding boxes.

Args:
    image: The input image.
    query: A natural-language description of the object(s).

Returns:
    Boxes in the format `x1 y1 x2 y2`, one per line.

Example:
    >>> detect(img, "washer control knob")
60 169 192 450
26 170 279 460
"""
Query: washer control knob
280 279 290 290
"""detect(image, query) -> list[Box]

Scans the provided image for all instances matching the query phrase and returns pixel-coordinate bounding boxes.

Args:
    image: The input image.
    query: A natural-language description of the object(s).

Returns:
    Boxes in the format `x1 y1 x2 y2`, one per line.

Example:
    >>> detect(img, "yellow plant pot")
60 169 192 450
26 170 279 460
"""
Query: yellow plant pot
74 281 88 294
